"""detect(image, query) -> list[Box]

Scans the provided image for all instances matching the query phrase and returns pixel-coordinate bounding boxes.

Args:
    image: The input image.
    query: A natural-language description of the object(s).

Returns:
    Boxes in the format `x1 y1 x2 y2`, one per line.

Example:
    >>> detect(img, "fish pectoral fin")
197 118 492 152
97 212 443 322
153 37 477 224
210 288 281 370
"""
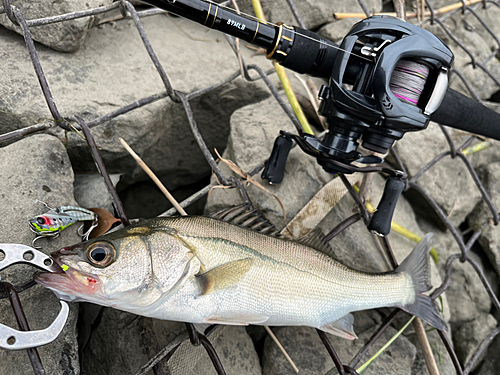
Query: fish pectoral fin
206 314 269 325
196 258 253 296
320 313 358 340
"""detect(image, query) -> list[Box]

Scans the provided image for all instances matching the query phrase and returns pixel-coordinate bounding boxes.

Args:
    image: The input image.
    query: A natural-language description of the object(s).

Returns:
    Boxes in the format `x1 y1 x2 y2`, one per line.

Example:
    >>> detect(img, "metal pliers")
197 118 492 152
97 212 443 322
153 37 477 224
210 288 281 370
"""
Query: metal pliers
0 244 69 350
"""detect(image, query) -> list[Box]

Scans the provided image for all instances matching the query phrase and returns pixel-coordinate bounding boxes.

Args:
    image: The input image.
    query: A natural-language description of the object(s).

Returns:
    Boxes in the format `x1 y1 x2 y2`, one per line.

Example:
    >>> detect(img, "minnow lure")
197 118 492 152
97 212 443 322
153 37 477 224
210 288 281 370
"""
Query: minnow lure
29 202 98 247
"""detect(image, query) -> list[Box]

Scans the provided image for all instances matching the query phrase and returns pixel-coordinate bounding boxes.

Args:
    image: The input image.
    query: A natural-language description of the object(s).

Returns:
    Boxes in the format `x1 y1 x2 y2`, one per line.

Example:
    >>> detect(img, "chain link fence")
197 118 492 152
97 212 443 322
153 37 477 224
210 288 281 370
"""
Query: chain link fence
0 0 499 374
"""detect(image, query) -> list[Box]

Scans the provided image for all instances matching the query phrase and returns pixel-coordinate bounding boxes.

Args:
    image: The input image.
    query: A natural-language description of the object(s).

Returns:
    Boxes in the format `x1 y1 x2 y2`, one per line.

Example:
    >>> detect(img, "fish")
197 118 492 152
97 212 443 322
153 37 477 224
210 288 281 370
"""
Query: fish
35 205 445 339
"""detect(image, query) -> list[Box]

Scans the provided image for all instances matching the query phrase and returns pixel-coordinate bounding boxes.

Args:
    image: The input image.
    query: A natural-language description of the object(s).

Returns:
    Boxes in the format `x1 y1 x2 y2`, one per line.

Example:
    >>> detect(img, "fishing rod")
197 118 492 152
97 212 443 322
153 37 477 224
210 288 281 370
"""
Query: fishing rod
144 0 500 235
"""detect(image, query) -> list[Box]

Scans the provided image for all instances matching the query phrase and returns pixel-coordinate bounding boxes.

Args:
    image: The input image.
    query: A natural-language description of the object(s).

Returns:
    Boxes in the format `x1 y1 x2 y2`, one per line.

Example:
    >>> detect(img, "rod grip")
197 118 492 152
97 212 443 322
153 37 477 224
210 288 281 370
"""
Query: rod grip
430 88 500 141
368 176 405 236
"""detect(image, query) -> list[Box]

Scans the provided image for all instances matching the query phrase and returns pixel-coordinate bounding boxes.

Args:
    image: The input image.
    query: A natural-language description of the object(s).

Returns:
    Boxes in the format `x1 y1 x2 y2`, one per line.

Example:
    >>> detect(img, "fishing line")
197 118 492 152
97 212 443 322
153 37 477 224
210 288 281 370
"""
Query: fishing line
205 0 433 106
205 0 373 63
389 59 431 106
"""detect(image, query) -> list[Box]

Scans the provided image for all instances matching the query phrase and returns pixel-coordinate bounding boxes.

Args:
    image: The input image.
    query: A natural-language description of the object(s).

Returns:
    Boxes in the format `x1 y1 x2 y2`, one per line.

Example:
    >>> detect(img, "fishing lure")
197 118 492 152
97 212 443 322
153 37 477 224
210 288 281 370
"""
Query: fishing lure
29 202 98 247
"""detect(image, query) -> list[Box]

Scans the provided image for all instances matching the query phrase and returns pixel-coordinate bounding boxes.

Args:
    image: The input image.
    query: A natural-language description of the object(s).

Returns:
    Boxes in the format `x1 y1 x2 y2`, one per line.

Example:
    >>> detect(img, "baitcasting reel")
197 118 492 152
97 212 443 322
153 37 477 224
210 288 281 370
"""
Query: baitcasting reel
261 16 453 236
262 16 453 179
144 0 500 235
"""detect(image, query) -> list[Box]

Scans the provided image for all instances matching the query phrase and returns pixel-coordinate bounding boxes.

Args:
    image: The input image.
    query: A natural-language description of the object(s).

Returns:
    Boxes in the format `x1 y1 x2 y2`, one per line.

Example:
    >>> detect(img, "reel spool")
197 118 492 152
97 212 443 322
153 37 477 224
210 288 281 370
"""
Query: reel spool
283 15 454 175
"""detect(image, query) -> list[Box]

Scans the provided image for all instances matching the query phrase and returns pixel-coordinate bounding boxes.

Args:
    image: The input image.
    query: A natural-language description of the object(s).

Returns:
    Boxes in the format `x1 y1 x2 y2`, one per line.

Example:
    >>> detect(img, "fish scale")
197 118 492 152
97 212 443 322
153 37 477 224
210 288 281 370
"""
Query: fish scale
35 211 445 339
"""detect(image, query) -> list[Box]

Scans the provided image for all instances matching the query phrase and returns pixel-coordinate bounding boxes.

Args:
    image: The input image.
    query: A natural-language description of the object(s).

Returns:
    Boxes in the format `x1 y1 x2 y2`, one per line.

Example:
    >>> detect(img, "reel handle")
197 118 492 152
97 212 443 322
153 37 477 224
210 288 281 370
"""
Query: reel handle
261 135 293 184
368 176 406 237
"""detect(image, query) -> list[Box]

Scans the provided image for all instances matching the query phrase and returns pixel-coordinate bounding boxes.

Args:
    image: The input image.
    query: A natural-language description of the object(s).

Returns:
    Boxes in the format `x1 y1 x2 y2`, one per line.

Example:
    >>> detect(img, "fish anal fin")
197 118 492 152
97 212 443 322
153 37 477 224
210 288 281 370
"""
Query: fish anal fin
298 228 334 257
320 313 358 340
197 258 253 295
206 314 269 325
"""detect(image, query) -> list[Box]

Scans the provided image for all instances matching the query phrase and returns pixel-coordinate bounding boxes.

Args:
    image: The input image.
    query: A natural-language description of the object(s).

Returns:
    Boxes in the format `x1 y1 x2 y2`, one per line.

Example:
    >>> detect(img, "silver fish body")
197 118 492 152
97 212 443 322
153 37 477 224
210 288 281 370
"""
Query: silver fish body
35 215 445 338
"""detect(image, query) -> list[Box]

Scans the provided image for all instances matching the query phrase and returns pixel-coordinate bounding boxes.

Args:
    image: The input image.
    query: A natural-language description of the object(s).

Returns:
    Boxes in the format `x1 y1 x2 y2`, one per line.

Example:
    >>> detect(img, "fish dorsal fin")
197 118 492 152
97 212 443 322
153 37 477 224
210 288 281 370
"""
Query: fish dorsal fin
208 204 282 237
298 228 334 256
197 258 253 295
320 314 358 340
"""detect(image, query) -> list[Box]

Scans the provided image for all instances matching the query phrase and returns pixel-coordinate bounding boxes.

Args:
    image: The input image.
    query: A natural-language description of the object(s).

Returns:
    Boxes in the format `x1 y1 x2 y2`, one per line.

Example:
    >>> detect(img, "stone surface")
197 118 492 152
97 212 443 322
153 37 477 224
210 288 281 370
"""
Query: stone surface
82 308 159 375
205 95 333 229
318 18 361 43
467 162 500 274
239 0 382 31
315 173 450 322
0 0 113 52
263 315 416 375
167 326 262 375
392 122 481 227
424 18 500 100
453 313 497 369
74 173 120 214
0 134 80 375
0 14 270 190
409 329 456 375
477 333 500 375
425 226 493 325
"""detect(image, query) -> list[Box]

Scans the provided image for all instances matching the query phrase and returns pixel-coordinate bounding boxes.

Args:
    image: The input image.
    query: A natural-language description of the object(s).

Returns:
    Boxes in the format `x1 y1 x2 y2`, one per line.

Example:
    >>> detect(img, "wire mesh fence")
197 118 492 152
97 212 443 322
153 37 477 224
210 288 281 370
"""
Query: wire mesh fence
0 0 499 374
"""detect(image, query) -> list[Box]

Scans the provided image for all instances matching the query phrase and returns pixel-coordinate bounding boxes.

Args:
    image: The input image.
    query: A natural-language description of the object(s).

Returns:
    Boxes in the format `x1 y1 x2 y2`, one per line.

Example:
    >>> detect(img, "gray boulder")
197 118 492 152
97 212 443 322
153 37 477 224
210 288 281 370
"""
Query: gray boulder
73 173 120 214
424 19 500 100
0 14 270 190
468 162 500 274
318 18 361 43
205 95 333 229
392 122 481 227
453 313 497 370
0 134 80 375
477 334 500 375
238 0 382 30
81 308 185 375
0 0 113 52
409 329 456 375
167 325 262 375
263 315 416 375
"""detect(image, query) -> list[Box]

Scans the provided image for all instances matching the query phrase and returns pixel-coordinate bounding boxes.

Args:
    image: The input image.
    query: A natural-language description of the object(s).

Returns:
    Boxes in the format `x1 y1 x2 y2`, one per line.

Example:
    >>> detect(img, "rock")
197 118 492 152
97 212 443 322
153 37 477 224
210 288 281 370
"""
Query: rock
74 173 120 214
468 162 500 274
263 314 416 375
205 95 333 229
425 226 492 325
453 313 497 370
315 173 450 322
167 326 262 375
83 310 261 375
477 333 500 375
238 0 382 31
0 15 270 190
0 134 80 374
409 329 456 375
423 18 500 100
0 0 113 52
461 4 500 52
318 18 362 43
81 308 181 375
392 122 481 227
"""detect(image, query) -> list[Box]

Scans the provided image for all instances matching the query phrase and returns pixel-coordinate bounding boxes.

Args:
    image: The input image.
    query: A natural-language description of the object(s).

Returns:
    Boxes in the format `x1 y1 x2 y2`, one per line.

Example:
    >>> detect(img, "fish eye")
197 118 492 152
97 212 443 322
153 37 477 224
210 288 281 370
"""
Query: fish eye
86 242 116 267
36 217 46 225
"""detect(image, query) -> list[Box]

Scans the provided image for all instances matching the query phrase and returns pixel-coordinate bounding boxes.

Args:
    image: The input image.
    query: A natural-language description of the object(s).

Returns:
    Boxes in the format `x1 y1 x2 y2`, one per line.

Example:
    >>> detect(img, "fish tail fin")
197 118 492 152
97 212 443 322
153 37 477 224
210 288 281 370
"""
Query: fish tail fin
396 233 447 331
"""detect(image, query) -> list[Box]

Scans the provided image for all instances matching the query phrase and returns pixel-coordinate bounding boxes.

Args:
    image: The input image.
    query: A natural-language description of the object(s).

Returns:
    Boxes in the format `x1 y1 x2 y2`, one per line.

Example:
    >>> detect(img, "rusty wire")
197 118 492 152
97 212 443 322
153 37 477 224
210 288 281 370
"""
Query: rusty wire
0 0 499 374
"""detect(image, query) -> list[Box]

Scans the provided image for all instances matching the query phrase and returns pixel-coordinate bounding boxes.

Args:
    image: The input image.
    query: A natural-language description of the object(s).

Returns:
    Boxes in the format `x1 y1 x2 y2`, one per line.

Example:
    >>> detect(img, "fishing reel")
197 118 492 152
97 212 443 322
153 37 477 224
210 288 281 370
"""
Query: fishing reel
143 0 500 235
260 16 453 236
263 16 453 180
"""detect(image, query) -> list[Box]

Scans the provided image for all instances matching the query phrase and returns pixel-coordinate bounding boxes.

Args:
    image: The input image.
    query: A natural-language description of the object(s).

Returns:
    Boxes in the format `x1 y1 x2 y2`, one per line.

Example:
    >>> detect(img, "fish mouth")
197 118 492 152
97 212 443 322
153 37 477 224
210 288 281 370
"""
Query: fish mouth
34 255 102 300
